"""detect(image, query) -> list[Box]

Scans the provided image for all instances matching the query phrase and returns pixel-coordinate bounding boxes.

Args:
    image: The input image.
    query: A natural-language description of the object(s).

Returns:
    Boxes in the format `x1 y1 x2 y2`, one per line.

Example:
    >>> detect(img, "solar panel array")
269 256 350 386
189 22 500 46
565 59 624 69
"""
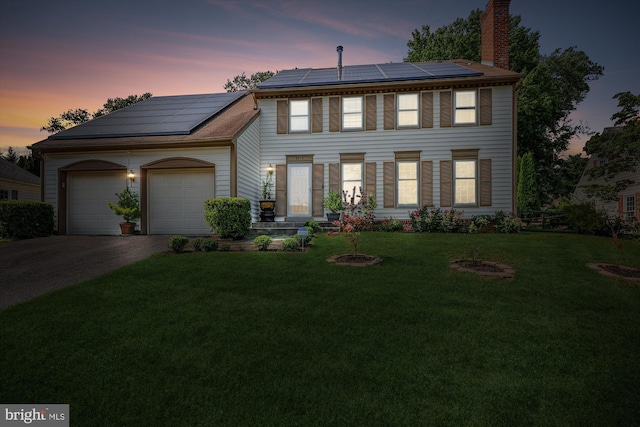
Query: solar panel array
50 92 246 139
258 62 482 89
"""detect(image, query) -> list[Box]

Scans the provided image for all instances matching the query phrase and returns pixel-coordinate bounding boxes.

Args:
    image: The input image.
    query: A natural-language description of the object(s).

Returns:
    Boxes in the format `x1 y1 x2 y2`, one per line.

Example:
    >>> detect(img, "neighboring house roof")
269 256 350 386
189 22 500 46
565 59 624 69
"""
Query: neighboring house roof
32 92 258 153
254 59 521 96
0 158 40 185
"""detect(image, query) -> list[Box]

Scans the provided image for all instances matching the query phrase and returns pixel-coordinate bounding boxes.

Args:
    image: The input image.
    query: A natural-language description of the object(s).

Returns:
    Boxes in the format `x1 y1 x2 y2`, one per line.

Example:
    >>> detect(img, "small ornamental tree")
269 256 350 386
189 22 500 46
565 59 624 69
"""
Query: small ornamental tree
517 152 541 215
333 187 376 256
107 187 141 223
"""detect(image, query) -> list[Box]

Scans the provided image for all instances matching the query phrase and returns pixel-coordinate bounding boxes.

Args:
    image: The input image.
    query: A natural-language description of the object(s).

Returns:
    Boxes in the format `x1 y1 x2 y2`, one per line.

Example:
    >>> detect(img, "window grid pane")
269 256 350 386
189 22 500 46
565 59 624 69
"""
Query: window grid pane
289 100 309 131
343 97 363 129
454 90 476 125
397 94 418 127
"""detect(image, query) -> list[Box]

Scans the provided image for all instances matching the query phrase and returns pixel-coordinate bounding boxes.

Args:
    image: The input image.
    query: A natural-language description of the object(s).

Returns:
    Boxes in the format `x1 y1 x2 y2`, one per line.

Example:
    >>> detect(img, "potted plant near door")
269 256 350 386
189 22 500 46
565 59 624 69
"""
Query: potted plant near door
107 187 141 235
259 165 276 222
323 190 343 222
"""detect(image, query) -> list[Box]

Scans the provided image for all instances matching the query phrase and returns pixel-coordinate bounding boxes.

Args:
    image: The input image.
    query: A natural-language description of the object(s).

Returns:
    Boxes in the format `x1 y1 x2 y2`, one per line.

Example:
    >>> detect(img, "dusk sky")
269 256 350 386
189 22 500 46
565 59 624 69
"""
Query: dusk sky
1 0 638 157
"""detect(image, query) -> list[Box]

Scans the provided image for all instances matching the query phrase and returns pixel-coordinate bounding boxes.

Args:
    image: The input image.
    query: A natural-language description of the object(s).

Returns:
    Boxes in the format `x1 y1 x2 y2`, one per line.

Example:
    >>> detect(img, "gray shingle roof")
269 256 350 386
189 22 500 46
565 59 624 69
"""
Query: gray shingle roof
48 92 246 140
0 159 40 185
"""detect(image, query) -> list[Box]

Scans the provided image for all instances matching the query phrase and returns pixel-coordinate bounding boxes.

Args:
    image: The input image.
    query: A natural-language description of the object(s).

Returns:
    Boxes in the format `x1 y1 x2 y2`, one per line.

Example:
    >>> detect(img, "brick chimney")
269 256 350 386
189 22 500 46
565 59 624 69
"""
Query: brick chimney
480 0 510 70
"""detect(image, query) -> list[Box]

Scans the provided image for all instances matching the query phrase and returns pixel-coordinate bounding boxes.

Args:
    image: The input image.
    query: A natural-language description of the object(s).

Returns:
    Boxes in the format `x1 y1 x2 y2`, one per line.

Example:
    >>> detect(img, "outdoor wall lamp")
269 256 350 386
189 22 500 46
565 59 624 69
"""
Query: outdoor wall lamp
267 164 274 177
127 169 136 183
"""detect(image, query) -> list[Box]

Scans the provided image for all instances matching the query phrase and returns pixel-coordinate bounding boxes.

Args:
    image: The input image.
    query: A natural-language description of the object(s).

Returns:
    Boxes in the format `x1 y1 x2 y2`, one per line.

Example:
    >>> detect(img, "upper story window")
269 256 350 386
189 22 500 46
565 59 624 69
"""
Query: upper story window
397 94 419 128
454 159 477 206
342 97 363 130
289 99 310 132
454 90 477 125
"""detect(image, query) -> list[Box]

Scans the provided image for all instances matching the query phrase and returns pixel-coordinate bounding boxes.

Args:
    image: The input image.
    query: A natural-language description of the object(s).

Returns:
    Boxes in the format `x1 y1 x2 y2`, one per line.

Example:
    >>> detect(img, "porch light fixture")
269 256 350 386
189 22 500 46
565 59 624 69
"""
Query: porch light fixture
127 169 136 183
267 164 274 177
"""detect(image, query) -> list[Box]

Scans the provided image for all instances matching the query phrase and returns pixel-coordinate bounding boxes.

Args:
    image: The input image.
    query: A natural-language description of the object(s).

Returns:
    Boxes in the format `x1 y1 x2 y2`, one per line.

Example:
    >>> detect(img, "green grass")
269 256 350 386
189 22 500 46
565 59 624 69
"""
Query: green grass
2 232 639 426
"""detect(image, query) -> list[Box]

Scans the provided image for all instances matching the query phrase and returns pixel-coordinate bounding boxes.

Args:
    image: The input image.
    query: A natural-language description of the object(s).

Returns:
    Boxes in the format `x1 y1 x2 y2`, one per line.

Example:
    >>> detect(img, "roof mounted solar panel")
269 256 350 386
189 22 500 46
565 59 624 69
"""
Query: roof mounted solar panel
257 62 482 89
49 92 246 140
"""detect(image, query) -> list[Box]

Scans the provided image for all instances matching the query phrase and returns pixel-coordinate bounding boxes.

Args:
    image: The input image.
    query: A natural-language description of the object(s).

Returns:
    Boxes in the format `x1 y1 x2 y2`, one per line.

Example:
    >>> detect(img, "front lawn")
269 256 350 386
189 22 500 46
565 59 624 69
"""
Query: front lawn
1 233 639 426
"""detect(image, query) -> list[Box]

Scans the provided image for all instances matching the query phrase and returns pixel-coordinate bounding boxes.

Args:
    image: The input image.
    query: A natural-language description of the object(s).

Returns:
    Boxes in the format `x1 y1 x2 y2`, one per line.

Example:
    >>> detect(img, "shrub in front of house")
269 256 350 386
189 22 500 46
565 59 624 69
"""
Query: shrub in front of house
282 237 300 252
410 206 466 233
377 217 404 232
201 238 218 252
253 235 272 251
0 201 54 240
191 237 205 252
168 235 189 253
304 220 321 235
204 197 251 240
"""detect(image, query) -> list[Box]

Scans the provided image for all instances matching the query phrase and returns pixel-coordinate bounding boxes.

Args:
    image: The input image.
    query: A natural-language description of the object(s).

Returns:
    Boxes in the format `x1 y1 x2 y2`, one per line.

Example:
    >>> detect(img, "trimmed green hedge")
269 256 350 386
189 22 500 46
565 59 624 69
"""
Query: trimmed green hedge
0 200 55 240
204 197 251 240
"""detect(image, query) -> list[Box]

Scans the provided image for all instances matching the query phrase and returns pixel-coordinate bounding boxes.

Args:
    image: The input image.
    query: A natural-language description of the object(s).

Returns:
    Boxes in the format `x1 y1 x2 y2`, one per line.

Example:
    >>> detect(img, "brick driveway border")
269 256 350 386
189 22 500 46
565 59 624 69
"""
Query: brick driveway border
0 235 170 310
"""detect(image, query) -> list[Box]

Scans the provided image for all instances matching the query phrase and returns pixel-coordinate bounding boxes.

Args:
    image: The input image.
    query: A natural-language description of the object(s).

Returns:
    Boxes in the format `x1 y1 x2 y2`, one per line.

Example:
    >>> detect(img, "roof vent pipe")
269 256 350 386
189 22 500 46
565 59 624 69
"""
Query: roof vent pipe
337 45 343 80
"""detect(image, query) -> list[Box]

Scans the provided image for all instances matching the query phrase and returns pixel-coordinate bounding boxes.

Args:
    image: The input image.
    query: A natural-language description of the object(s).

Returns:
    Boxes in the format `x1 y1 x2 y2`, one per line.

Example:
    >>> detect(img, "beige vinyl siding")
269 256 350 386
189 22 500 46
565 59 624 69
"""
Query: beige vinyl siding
0 180 40 201
236 117 261 220
258 86 514 219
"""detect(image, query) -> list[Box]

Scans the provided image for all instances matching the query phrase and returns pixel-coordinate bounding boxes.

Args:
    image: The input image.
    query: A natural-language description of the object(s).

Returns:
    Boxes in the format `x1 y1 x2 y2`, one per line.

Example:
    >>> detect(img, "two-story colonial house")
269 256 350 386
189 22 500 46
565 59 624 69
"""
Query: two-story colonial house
31 0 521 235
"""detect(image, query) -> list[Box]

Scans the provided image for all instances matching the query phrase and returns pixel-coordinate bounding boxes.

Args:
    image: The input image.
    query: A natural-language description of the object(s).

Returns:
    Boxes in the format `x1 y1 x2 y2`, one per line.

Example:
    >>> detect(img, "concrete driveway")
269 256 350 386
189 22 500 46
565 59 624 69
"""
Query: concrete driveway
0 235 170 310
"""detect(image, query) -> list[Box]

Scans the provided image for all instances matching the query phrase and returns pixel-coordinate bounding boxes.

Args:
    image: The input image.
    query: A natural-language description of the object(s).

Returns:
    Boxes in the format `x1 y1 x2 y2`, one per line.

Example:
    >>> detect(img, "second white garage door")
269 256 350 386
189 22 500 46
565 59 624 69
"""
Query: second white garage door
148 169 215 235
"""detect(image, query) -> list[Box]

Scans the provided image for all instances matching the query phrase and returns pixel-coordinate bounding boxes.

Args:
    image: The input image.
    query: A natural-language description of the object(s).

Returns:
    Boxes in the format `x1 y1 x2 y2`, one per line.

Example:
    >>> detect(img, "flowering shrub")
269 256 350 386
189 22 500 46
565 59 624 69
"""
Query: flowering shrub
377 217 404 232
409 206 465 233
494 211 522 233
333 187 376 255
468 216 490 234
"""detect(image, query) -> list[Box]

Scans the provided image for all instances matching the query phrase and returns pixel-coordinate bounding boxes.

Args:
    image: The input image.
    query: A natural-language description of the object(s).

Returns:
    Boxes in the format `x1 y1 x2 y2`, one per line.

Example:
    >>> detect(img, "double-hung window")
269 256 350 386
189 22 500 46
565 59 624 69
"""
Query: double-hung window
342 163 363 201
289 99 310 132
0 189 8 200
625 195 636 220
342 97 363 130
397 161 418 206
454 90 477 125
454 159 477 205
397 93 419 128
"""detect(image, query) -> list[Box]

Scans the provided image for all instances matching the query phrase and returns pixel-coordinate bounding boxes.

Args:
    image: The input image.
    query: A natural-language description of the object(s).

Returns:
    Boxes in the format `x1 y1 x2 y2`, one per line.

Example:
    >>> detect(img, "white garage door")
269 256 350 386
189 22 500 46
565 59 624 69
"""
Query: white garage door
148 169 215 235
68 171 126 235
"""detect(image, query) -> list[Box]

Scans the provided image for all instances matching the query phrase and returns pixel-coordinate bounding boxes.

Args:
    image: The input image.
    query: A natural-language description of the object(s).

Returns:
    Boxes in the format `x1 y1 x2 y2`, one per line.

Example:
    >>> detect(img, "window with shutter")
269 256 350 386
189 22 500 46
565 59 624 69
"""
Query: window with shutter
384 94 395 130
329 97 340 132
479 88 492 126
312 98 323 133
440 91 452 128
421 92 433 128
277 100 288 134
397 93 419 128
365 95 377 131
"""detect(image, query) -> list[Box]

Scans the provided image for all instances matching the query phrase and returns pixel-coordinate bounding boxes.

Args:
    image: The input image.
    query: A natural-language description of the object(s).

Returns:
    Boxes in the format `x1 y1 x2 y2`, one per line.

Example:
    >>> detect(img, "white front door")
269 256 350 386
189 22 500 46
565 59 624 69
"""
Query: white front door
287 164 311 217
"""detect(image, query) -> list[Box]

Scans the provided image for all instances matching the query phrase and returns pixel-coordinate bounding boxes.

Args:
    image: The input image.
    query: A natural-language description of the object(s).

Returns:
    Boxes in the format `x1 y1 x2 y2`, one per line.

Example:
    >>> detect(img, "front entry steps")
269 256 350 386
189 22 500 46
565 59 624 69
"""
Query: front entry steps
249 220 339 236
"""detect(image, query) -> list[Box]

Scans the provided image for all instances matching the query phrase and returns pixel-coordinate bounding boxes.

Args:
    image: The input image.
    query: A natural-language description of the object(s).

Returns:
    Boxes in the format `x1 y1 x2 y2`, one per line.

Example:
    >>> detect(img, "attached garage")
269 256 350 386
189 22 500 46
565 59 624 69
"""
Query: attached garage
147 168 215 235
67 171 126 235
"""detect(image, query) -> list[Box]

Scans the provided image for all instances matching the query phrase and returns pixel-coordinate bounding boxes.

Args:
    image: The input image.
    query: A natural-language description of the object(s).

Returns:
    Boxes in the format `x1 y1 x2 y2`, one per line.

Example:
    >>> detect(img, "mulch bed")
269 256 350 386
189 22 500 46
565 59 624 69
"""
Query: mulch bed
588 263 640 283
326 254 383 267
449 259 515 280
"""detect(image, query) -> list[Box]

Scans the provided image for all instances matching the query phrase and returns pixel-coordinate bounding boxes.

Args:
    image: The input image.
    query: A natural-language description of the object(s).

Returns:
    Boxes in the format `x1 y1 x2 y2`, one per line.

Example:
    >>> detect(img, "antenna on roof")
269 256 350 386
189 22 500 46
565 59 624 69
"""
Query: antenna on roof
337 46 343 80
